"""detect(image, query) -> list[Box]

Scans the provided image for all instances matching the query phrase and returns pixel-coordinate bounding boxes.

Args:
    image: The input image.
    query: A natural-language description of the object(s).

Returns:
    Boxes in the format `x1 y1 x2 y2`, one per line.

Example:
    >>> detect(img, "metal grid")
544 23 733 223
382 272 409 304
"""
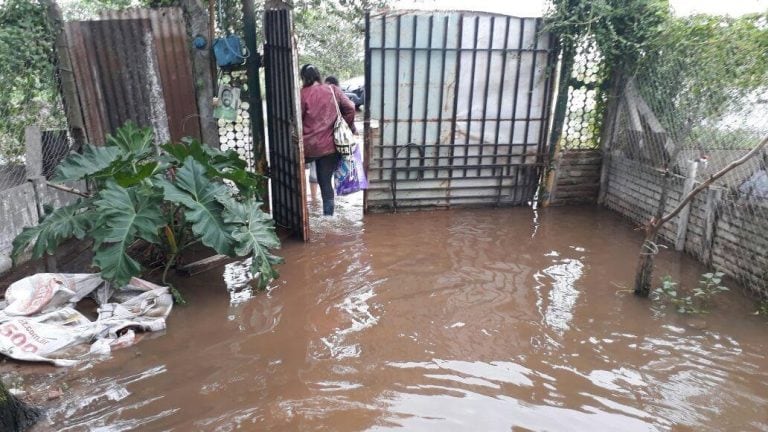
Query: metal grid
263 6 308 240
561 37 605 150
364 11 557 211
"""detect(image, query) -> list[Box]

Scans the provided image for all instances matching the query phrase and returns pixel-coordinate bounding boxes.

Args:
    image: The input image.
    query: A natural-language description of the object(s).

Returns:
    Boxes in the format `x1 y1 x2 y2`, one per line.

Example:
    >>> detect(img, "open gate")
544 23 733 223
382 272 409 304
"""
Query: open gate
364 11 557 211
263 4 309 241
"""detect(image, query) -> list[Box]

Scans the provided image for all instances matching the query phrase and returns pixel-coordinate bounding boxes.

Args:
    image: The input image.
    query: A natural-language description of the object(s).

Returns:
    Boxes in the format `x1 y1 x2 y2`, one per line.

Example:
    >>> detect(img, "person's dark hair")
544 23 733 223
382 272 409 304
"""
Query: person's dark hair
300 64 322 87
324 75 339 86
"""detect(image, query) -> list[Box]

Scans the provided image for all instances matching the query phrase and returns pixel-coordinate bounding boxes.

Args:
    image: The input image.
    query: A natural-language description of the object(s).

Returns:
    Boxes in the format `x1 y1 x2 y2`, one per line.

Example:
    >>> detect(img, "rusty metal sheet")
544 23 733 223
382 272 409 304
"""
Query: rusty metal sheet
101 8 201 143
65 18 169 146
65 7 199 145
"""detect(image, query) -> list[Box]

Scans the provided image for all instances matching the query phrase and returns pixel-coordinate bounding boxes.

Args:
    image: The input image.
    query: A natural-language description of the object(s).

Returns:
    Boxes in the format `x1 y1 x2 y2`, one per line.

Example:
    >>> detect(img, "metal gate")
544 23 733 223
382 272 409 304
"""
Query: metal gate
364 11 557 211
263 5 309 241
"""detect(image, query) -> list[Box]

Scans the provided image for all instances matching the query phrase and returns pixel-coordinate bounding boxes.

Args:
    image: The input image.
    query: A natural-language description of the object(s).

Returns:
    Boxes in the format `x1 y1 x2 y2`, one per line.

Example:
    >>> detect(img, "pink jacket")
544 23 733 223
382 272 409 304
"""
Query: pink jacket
300 83 356 159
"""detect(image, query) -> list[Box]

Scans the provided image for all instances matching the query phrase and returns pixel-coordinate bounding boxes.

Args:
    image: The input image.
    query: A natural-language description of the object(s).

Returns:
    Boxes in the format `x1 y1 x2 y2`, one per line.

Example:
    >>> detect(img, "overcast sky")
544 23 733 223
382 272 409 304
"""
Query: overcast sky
394 0 768 17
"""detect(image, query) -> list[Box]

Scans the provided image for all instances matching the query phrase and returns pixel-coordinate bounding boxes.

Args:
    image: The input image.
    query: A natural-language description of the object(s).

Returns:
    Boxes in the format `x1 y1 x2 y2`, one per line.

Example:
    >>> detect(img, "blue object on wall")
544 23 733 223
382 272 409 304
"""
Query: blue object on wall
193 35 207 50
212 35 247 68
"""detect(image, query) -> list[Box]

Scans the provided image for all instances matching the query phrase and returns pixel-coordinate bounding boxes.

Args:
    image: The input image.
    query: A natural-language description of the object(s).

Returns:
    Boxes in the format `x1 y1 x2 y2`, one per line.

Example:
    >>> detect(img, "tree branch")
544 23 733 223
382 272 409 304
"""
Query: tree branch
46 181 91 198
656 135 768 228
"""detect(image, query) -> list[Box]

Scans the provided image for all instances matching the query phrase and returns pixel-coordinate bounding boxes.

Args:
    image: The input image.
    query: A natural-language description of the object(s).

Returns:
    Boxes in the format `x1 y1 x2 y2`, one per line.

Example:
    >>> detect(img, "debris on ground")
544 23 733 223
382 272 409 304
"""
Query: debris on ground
0 274 173 366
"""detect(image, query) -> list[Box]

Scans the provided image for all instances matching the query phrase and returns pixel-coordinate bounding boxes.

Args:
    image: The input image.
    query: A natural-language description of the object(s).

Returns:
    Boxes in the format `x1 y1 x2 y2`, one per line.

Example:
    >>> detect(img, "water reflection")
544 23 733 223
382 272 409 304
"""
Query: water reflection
534 257 584 334
34 207 768 432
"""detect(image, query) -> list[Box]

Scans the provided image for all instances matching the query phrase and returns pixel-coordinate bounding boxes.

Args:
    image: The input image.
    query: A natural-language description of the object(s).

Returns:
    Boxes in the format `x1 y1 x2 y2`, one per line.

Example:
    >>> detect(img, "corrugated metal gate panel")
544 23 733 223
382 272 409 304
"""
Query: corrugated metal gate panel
264 7 309 241
364 11 556 211
65 7 199 145
65 18 170 146
102 8 202 143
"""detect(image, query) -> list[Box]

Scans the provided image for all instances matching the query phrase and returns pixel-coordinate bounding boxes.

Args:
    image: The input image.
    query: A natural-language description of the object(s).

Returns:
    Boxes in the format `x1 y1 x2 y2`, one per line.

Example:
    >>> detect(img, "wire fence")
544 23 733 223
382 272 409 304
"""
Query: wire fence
0 0 72 192
603 36 768 296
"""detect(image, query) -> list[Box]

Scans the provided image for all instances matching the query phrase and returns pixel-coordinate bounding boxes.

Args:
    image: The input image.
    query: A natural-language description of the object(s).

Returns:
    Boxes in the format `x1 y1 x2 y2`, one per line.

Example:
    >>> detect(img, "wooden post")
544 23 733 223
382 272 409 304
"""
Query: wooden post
702 187 722 265
597 71 625 205
674 160 698 251
179 0 219 147
542 39 575 207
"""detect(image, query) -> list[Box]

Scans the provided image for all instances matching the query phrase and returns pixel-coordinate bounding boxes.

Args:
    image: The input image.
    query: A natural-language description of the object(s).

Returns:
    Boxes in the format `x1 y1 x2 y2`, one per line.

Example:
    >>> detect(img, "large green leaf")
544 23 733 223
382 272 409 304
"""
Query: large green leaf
53 144 122 182
10 200 92 263
221 197 283 287
113 161 161 187
106 121 155 156
161 138 265 198
54 123 158 184
163 137 246 171
91 182 165 286
157 157 235 255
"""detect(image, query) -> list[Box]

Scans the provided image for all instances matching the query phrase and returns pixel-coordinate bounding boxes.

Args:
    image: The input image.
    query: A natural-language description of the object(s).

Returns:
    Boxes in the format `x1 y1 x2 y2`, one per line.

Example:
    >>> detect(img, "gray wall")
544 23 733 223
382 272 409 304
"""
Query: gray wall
602 154 768 296
547 149 602 206
0 127 82 274
0 179 83 272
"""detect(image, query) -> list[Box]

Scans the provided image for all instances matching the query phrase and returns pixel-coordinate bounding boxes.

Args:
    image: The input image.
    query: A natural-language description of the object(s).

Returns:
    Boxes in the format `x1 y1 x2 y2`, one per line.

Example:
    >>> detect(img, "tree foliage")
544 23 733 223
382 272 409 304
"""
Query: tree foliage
544 0 670 73
0 0 63 163
635 12 768 139
12 123 281 295
292 0 388 79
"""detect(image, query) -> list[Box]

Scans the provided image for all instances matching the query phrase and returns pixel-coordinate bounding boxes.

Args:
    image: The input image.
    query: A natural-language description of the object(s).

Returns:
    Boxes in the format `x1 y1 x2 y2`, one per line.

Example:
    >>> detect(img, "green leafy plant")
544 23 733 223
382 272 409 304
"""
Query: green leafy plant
755 300 768 316
652 276 696 313
652 272 729 314
692 272 729 307
0 0 65 163
12 123 281 301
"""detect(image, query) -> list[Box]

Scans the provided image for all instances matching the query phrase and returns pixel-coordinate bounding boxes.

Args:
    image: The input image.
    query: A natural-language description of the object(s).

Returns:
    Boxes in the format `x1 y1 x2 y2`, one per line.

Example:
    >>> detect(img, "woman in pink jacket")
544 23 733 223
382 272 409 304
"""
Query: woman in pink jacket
300 64 357 216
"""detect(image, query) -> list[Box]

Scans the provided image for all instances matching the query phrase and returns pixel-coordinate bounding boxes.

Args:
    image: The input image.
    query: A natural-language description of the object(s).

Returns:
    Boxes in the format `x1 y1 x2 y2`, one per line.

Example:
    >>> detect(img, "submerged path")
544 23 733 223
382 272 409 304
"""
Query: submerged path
34 194 768 431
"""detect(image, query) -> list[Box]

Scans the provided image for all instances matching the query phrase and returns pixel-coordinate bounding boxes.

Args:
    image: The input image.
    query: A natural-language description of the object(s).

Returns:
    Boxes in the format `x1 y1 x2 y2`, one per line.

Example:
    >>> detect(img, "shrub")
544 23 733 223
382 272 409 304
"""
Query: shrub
12 123 282 301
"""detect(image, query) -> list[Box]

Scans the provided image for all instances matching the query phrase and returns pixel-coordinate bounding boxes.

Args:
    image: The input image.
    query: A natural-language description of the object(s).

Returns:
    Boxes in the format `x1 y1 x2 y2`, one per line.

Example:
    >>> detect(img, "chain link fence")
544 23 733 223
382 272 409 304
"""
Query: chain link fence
602 16 768 297
0 0 70 192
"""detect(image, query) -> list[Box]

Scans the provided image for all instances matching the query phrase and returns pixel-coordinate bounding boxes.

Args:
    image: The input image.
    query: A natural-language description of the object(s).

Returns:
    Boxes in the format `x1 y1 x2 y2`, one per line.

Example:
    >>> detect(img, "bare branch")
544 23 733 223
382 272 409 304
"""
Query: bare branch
46 182 91 198
656 135 768 228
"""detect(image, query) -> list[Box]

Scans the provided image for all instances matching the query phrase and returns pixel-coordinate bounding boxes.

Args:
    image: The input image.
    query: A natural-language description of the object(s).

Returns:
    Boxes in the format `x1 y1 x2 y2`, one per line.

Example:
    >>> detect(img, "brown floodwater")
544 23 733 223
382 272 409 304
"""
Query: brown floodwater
29 190 768 431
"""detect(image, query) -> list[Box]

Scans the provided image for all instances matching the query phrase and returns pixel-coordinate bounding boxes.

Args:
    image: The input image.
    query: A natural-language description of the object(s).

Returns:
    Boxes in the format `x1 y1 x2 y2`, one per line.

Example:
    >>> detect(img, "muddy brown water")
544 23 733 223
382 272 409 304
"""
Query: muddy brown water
28 193 768 431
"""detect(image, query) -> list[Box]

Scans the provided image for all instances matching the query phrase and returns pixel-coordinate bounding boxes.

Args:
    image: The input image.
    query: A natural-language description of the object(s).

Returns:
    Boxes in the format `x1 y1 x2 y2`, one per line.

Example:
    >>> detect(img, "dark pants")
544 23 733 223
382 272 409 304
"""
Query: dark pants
311 153 339 215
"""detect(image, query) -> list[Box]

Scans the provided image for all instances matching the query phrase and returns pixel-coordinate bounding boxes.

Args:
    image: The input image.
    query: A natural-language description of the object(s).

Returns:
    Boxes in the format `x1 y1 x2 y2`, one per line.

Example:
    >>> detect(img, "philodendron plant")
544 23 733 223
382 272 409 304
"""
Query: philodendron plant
12 123 282 301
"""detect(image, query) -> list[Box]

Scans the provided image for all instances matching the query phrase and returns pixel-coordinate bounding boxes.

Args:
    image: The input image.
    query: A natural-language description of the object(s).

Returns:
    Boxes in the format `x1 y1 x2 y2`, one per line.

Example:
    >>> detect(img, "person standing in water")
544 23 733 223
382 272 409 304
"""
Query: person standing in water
299 64 356 216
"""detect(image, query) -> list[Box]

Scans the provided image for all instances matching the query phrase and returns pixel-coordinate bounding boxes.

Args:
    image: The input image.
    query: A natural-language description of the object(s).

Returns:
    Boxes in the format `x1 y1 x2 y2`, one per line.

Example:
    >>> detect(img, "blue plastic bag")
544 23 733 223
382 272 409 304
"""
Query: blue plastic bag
334 144 368 196
212 35 247 68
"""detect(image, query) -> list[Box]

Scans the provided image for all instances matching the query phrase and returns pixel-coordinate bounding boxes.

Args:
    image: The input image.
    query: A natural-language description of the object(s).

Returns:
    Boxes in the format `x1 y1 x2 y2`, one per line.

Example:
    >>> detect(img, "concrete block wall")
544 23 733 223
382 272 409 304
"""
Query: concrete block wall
602 154 768 296
711 202 768 293
547 149 602 206
0 183 39 272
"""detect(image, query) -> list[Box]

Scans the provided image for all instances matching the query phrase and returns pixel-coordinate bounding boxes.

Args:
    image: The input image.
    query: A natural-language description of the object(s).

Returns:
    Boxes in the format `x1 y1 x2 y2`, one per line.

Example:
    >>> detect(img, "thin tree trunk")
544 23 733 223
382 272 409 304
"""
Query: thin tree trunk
633 135 768 296
0 380 40 432
634 227 660 296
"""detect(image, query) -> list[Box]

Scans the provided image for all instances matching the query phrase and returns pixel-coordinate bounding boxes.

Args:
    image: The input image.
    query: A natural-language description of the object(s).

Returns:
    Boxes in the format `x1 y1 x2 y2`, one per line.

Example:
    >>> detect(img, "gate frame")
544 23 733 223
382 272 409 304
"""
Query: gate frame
263 2 309 241
363 11 559 212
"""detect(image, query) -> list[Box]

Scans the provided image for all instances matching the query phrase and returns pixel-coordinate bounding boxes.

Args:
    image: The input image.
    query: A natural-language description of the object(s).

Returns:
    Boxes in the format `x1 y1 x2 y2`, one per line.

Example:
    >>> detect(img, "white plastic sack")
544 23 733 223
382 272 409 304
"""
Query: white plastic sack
0 274 173 366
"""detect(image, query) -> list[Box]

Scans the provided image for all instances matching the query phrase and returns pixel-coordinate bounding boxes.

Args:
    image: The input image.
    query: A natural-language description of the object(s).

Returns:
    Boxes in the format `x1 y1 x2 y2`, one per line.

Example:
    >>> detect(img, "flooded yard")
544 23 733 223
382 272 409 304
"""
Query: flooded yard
29 194 768 431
